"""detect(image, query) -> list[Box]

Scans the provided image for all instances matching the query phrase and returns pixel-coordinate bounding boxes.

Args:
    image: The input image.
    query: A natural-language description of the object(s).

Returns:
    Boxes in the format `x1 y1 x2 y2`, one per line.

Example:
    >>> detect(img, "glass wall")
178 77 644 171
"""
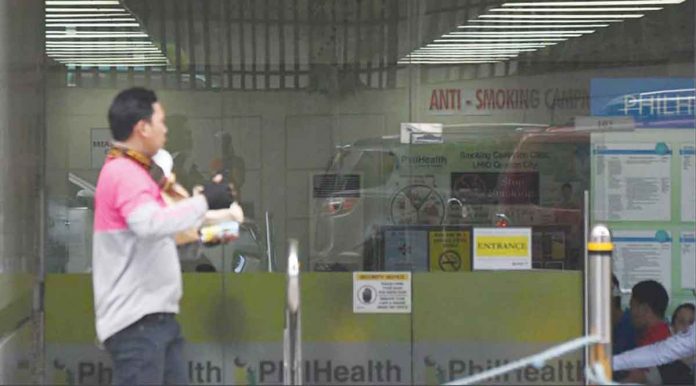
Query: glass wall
42 0 694 384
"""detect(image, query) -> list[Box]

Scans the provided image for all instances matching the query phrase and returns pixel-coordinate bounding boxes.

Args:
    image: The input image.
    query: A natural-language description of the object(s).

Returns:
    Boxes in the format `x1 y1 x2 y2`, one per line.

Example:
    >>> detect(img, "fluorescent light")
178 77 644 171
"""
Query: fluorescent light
401 58 504 61
490 7 661 12
406 51 518 58
47 41 155 45
414 49 537 54
406 56 517 60
501 1 684 6
445 35 580 39
47 23 140 27
46 8 126 12
425 43 553 48
412 50 525 55
46 0 120 4
48 52 162 56
67 63 168 68
444 34 575 39
398 58 502 64
406 58 515 61
408 52 518 56
404 58 513 61
49 54 167 59
398 60 503 64
60 63 168 67
479 14 644 18
56 62 168 65
443 34 574 39
47 47 160 52
401 0 677 66
414 50 536 54
47 33 149 38
45 17 137 22
447 30 594 34
457 24 610 28
469 19 622 23
55 58 168 63
46 14 134 18
47 31 147 35
435 39 568 43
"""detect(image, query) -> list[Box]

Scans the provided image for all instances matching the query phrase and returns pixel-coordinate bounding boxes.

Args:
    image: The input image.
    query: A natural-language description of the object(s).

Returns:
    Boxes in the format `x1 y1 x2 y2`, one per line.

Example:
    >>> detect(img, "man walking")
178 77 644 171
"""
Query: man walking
92 87 234 385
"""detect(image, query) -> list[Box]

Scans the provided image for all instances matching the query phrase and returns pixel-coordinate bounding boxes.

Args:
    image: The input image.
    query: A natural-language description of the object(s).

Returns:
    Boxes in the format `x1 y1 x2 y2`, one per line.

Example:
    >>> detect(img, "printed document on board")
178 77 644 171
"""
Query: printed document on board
681 145 696 222
681 232 696 289
613 230 672 291
593 143 671 221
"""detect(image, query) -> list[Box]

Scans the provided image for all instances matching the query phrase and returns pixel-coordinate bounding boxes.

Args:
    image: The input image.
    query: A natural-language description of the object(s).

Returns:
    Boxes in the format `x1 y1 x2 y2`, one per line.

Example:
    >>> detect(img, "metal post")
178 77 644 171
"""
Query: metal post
583 190 590 385
587 225 613 382
283 240 302 385
265 211 274 272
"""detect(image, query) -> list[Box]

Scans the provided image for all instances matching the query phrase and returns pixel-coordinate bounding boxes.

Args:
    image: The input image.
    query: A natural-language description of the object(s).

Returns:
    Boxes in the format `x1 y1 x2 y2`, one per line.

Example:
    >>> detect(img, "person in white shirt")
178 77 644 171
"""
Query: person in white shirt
613 321 695 371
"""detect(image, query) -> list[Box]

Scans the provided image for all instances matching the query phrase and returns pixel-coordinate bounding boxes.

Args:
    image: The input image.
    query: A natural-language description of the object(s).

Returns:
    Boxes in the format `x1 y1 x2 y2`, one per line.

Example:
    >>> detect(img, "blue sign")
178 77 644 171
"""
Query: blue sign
591 78 695 128
613 230 672 243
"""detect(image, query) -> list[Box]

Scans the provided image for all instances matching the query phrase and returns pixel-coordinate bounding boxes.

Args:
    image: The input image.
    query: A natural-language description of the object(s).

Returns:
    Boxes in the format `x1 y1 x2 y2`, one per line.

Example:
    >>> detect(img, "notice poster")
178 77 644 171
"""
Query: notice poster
593 143 672 221
680 145 696 222
681 232 696 289
353 272 412 314
613 230 672 291
384 228 429 272
428 230 471 272
473 228 532 270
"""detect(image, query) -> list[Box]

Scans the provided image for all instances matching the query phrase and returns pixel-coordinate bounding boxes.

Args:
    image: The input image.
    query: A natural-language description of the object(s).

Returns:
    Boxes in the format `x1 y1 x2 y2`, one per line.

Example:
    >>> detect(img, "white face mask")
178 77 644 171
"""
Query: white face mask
152 148 174 178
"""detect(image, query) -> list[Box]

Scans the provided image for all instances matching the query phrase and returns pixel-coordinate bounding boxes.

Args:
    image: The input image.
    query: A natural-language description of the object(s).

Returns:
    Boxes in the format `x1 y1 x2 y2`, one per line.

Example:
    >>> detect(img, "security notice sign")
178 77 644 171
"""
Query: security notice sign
353 272 412 314
473 228 532 270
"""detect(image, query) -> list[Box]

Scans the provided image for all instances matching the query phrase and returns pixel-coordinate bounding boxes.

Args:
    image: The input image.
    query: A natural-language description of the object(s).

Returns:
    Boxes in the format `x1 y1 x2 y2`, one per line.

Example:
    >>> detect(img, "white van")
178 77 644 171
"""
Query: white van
309 127 590 272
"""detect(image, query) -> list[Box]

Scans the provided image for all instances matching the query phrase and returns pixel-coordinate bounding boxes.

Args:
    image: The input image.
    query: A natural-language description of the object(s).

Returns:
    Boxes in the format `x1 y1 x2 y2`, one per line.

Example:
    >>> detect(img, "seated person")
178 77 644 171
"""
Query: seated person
620 280 670 384
612 275 637 355
672 303 695 335
655 303 695 385
614 322 696 371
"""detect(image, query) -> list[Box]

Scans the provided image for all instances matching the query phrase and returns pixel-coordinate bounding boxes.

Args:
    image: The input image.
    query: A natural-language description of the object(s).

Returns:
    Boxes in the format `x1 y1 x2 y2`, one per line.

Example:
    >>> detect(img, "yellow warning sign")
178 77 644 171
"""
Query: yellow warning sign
355 273 410 281
429 231 471 272
475 235 529 258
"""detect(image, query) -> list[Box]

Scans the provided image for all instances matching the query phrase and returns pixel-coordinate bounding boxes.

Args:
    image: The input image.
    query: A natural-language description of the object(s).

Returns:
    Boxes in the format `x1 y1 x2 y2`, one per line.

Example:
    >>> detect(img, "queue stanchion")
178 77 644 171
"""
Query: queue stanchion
283 239 302 385
587 225 613 383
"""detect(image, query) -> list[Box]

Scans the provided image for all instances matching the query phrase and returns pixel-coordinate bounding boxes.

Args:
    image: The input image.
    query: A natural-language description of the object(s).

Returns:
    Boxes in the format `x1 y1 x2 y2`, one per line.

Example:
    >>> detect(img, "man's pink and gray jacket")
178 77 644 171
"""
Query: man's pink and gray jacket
92 156 207 342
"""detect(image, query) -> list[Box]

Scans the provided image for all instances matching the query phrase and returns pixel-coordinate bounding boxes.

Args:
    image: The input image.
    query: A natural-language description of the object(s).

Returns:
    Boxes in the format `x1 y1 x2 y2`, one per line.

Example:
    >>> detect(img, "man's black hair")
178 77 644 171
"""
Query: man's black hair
632 280 669 318
108 87 158 141
671 303 695 326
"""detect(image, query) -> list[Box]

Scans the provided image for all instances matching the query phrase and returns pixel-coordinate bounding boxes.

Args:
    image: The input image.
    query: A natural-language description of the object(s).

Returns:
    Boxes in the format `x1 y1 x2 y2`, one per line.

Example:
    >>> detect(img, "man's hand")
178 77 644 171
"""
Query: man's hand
202 231 238 247
202 174 236 209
